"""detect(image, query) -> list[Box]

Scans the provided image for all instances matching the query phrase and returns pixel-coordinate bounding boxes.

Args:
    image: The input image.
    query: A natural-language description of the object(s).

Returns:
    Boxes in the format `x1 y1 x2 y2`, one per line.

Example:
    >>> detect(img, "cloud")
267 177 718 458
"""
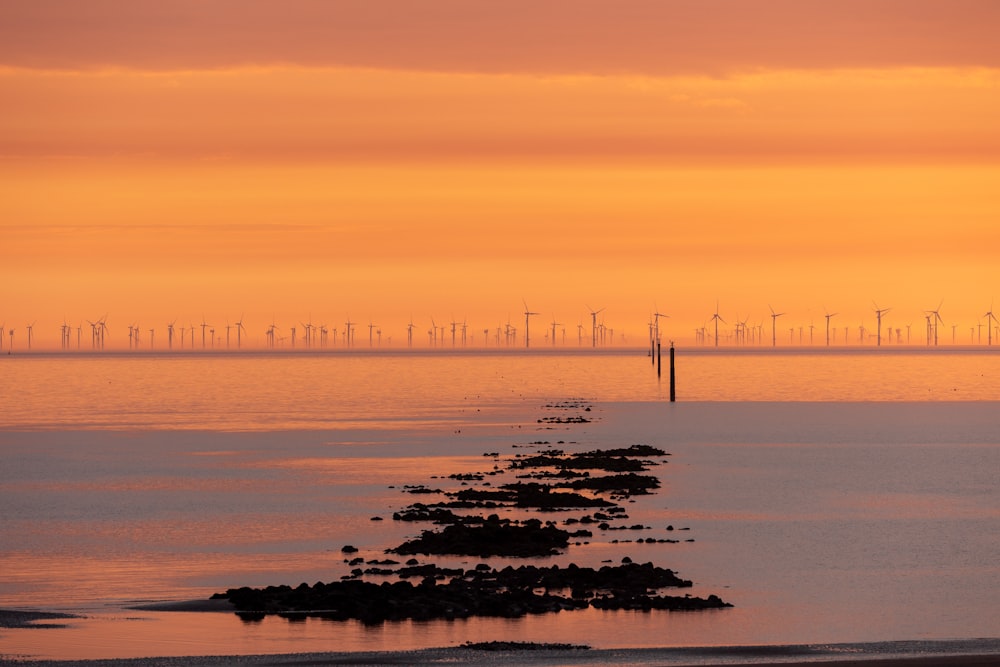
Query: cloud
2 1 999 75
2 66 997 164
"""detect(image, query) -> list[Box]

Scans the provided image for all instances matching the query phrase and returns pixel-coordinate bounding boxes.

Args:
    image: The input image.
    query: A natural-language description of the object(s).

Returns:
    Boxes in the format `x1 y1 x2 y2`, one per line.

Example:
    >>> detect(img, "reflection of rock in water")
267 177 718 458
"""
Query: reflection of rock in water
220 560 730 624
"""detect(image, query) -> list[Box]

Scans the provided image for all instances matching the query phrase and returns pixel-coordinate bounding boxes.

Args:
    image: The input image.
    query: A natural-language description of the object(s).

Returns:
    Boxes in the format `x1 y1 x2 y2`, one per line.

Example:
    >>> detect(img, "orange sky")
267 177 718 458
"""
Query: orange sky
2 2 999 349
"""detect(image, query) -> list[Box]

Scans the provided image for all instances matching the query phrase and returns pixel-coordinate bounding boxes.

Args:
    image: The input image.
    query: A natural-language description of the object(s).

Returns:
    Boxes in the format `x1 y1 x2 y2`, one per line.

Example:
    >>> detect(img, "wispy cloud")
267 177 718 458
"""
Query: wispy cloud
2 1 999 75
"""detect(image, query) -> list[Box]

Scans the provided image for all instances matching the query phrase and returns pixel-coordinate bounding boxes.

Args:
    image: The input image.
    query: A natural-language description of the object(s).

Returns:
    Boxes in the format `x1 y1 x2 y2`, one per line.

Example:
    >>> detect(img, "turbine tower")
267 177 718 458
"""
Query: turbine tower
926 301 943 346
344 317 354 347
873 302 891 347
769 305 784 347
985 301 998 346
550 316 561 346
586 305 604 348
824 309 837 347
709 301 725 347
523 300 538 348
200 316 210 349
652 307 668 345
236 315 247 349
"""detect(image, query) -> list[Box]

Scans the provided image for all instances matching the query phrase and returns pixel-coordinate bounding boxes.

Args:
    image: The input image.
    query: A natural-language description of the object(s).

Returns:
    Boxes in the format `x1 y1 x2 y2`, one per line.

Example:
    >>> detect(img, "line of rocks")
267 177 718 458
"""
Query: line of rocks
213 400 732 623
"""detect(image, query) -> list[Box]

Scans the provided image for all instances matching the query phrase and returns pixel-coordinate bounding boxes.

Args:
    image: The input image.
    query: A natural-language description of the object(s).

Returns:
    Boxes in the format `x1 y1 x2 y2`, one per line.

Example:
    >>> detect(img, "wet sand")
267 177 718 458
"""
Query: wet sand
3 611 997 667
1 648 998 667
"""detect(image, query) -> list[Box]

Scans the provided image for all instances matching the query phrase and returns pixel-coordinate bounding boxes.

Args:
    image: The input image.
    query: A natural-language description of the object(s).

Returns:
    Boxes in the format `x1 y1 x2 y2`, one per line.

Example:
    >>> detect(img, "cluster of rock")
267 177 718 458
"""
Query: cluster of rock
220 561 729 624
213 399 732 623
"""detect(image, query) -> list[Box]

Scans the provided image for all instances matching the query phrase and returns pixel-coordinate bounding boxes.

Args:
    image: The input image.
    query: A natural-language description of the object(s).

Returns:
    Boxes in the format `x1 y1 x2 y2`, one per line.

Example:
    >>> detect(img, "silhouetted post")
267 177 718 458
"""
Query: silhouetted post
669 343 676 402
657 342 661 377
651 337 655 365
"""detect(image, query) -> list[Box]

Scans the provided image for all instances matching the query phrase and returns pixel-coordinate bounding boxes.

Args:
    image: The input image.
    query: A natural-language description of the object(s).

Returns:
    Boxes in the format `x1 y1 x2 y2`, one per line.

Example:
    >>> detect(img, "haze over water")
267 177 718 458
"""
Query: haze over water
1 349 998 660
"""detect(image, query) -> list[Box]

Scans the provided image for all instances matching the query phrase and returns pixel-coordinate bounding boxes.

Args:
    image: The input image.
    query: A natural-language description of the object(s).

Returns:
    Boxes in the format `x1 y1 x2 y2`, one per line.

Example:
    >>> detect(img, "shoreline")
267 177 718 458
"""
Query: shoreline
2 642 999 667
5 609 998 665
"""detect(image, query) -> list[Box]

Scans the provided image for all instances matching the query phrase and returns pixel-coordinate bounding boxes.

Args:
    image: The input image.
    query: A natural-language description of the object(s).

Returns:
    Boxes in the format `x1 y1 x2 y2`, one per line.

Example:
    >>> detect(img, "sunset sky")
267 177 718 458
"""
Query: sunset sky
2 1 999 349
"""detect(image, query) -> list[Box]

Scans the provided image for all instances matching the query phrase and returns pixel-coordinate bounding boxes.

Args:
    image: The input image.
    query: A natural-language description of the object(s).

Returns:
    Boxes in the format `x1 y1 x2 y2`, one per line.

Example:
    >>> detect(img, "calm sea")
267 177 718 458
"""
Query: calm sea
3 347 999 431
1 349 998 660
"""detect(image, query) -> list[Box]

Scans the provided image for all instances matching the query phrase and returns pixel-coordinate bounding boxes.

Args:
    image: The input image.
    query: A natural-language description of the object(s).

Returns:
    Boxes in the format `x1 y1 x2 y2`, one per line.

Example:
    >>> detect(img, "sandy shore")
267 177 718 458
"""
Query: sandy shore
2 616 997 667
1 647 998 667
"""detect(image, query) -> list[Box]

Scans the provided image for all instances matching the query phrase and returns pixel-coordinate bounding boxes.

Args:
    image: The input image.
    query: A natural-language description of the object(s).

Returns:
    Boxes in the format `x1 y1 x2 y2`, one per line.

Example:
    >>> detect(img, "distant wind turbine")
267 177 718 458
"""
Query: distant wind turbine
344 317 355 347
652 306 668 345
586 305 605 348
985 301 998 346
926 301 943 346
769 305 784 347
523 300 539 348
873 302 891 347
709 301 725 347
236 315 247 349
824 309 837 347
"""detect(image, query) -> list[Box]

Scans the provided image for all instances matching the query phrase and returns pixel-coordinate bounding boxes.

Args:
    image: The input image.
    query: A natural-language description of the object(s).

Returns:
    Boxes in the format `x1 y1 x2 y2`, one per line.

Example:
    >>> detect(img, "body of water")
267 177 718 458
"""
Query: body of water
1 349 998 660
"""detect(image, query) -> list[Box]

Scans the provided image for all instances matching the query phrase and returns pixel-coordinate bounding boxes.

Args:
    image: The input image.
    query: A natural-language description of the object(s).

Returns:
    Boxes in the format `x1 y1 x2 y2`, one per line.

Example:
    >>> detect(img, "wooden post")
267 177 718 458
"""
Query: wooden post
669 343 676 402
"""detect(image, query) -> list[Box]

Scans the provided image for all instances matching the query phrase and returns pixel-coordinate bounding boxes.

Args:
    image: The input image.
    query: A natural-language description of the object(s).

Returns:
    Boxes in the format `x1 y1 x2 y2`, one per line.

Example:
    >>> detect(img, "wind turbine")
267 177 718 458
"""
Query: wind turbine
769 305 784 347
523 300 539 348
550 316 561 347
926 301 943 346
586 305 605 348
985 301 998 346
305 321 312 348
200 316 210 349
709 301 725 347
268 322 281 349
652 306 668 345
407 318 415 348
824 309 837 346
60 319 68 349
26 321 35 350
167 320 177 349
98 316 109 349
344 317 355 347
236 315 247 349
873 302 891 347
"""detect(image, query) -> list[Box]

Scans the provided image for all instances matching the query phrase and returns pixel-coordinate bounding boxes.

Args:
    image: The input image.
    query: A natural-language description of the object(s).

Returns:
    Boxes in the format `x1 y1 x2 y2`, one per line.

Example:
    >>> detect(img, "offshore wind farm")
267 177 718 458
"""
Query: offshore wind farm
5 299 1000 352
